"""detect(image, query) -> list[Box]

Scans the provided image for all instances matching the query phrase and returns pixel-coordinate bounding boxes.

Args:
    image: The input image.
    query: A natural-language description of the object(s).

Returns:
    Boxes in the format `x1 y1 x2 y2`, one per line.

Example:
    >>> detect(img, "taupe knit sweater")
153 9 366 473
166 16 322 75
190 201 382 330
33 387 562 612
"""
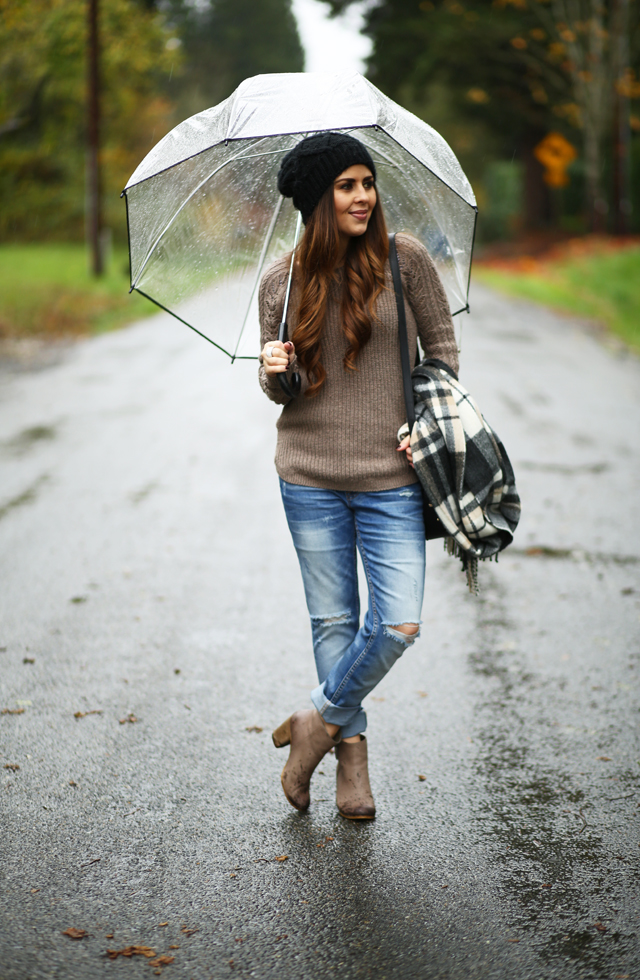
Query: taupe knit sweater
258 233 459 492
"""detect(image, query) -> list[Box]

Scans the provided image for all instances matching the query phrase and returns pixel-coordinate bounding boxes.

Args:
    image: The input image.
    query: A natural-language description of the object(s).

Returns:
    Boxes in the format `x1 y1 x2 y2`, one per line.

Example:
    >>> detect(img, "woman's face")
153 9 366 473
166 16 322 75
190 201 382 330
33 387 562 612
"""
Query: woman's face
333 165 376 240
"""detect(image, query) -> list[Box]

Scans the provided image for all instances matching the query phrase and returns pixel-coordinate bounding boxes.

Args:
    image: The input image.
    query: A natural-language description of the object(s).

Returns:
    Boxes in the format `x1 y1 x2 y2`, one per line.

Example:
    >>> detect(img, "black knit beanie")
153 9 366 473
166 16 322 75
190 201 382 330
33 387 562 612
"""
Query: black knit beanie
277 132 377 224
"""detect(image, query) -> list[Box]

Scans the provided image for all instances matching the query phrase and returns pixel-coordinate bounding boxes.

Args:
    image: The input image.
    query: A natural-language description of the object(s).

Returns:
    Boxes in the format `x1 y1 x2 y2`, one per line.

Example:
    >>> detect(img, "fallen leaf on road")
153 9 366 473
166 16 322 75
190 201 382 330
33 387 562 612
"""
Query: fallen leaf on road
74 710 102 719
69 780 77 787
597 756 611 762
507 938 520 943
540 884 552 888
275 935 288 941
275 855 288 862
245 725 263 733
593 922 607 932
80 858 100 868
149 955 175 966
169 945 180 949
4 764 20 771
418 774 426 781
119 713 138 724
316 843 325 848
62 928 87 940
23 657 35 664
174 668 180 674
106 946 156 959
1 708 24 715
158 922 168 927
105 934 113 939
31 888 40 894
70 596 88 604
325 836 334 841
417 691 428 697
181 926 198 937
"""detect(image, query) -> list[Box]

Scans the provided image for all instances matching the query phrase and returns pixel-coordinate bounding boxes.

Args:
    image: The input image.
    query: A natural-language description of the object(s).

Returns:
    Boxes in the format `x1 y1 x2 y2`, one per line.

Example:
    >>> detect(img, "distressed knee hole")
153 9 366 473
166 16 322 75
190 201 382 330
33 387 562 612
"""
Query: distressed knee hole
395 623 419 635
383 623 420 646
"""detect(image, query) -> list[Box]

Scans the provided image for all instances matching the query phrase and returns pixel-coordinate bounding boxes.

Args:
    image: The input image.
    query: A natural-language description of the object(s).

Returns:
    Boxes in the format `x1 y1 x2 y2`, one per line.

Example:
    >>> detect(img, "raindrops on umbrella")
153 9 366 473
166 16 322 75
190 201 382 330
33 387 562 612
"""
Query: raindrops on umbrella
123 72 476 364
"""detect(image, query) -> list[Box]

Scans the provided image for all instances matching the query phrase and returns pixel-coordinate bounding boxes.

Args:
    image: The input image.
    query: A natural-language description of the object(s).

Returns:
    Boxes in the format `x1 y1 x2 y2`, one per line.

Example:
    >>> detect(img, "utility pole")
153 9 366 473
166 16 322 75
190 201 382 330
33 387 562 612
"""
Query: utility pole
613 0 631 235
87 0 103 275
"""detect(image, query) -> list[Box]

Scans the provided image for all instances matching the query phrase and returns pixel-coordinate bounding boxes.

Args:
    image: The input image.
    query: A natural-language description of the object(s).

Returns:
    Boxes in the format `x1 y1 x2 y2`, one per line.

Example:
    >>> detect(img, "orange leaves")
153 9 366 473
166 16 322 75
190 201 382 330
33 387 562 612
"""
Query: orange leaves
62 928 88 940
106 945 156 959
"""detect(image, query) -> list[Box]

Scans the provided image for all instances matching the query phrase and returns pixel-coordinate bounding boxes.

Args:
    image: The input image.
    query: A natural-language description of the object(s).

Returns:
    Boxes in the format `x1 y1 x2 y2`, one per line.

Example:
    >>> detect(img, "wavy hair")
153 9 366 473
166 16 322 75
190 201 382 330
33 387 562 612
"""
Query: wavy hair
290 183 389 398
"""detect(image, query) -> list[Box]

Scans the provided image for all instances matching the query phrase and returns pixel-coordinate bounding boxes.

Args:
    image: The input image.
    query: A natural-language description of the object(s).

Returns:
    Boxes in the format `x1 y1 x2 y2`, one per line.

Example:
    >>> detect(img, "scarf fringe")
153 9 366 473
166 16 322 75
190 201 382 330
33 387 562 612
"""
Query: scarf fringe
443 537 485 595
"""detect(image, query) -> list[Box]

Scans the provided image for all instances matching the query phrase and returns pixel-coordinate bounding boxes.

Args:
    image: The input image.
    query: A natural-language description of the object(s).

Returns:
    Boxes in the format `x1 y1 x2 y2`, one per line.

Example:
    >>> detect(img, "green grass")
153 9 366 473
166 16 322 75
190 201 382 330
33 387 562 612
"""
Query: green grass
474 246 640 352
0 244 156 339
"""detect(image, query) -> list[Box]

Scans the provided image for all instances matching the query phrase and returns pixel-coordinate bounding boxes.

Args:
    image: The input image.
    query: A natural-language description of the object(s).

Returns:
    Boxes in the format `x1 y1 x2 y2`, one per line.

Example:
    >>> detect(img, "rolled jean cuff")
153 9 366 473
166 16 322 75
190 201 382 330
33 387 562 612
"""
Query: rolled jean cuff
310 684 367 739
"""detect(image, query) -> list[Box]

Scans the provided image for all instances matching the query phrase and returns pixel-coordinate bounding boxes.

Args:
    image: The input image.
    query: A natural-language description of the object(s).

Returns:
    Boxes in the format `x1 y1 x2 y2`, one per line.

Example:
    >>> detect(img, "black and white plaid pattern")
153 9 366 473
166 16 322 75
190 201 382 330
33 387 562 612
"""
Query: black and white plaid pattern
409 361 521 571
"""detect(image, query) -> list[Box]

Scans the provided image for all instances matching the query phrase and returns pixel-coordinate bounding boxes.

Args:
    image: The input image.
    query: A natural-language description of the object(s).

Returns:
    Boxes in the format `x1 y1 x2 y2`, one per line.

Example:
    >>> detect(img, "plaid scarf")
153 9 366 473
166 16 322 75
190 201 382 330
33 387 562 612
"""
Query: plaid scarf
409 360 521 593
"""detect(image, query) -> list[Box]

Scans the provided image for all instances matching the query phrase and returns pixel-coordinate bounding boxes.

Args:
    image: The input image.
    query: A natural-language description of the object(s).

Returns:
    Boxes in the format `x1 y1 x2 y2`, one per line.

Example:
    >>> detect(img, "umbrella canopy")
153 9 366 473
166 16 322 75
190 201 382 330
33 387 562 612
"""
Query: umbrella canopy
123 71 477 360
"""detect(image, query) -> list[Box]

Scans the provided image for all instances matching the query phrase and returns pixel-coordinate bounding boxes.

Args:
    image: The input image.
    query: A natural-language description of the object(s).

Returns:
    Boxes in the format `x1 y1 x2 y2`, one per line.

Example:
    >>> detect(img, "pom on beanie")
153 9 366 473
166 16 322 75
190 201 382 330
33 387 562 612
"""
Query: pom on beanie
277 132 377 223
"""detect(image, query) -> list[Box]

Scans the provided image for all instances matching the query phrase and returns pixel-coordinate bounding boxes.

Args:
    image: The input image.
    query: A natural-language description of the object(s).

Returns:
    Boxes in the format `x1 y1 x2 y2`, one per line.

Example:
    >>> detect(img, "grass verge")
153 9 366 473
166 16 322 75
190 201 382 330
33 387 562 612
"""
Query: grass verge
0 243 156 340
474 238 640 353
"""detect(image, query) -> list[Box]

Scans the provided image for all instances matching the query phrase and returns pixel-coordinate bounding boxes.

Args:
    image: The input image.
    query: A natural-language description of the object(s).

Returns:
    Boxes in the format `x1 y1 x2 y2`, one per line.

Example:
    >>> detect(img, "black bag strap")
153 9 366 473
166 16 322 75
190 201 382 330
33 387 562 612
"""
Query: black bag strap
388 233 415 430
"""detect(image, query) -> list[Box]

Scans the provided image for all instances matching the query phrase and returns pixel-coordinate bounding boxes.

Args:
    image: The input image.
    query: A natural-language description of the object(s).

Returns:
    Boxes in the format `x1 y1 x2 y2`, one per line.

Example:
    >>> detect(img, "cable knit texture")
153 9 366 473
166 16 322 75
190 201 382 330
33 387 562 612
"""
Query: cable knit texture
258 233 459 492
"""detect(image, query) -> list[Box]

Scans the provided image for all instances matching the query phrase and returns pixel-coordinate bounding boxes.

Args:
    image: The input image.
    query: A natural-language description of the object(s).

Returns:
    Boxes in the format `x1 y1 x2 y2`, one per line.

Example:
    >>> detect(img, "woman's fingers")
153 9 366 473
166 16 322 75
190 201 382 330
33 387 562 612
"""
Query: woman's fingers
397 434 414 469
262 341 293 376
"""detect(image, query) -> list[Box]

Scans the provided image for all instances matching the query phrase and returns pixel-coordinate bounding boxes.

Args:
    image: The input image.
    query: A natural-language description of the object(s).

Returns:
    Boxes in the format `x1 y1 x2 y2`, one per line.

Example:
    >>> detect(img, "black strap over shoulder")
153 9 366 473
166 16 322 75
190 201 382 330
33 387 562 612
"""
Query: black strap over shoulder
389 233 447 540
388 233 415 429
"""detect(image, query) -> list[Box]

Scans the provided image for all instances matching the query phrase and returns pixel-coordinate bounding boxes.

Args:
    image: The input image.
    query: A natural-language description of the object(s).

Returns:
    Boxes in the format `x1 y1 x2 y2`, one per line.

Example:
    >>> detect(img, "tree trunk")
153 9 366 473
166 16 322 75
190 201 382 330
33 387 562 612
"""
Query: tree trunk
87 0 102 276
522 135 552 230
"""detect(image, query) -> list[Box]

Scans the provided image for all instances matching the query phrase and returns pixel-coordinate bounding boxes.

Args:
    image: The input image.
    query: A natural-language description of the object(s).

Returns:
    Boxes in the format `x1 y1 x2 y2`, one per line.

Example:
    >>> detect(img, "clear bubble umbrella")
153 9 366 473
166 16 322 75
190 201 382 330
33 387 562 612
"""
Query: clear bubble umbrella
123 71 477 361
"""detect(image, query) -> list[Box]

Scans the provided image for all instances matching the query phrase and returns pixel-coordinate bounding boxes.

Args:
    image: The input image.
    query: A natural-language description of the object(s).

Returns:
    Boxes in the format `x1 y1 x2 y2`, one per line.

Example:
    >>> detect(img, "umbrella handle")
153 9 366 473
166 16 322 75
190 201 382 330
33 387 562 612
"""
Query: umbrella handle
277 319 301 399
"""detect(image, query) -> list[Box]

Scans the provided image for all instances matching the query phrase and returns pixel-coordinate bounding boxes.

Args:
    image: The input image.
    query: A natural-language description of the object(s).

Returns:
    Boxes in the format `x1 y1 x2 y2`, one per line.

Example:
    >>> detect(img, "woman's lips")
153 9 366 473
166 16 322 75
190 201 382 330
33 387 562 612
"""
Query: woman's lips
349 210 368 220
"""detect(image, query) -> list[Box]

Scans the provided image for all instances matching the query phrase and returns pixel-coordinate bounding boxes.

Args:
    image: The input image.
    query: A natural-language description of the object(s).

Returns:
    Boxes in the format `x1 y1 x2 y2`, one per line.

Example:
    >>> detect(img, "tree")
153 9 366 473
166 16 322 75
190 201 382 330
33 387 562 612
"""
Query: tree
162 0 305 119
328 0 640 231
0 0 177 240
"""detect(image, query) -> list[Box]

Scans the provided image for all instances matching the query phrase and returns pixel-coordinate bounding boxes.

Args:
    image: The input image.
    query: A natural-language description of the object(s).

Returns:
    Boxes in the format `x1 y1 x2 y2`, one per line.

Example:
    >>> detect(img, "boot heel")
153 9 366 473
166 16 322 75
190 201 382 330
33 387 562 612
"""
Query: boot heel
272 717 292 748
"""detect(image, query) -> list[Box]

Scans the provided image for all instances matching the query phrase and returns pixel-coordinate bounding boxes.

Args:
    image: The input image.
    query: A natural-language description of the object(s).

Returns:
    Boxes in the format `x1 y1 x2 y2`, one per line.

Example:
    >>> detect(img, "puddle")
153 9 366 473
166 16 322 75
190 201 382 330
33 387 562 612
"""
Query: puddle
467 571 638 977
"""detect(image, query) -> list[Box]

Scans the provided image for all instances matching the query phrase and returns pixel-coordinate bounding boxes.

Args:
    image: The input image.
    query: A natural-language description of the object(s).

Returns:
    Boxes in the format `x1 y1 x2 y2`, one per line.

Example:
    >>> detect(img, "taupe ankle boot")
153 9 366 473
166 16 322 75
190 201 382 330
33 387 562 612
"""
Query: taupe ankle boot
336 736 375 820
274 709 340 811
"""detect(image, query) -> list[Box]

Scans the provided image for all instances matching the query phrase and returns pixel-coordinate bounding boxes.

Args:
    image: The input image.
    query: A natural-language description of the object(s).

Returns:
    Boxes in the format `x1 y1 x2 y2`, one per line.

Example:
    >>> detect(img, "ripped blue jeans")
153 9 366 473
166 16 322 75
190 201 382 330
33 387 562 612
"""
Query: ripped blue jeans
280 480 426 738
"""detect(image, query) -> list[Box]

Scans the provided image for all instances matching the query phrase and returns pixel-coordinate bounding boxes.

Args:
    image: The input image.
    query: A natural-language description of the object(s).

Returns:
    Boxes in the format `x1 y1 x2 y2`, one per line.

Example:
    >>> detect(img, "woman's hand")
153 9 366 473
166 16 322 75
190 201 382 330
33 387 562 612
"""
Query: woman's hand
262 340 295 376
397 434 414 469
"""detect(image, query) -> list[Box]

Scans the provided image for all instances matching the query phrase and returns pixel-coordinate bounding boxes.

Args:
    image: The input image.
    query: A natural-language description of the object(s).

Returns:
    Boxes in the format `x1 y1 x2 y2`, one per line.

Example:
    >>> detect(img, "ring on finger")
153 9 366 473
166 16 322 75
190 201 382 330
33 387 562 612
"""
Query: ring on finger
266 346 274 358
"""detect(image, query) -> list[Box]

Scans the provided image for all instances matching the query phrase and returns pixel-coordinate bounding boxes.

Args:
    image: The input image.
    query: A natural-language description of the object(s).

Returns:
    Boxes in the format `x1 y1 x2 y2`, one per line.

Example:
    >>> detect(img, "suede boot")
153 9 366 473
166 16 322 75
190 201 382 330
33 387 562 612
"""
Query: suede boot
336 735 376 820
277 709 340 811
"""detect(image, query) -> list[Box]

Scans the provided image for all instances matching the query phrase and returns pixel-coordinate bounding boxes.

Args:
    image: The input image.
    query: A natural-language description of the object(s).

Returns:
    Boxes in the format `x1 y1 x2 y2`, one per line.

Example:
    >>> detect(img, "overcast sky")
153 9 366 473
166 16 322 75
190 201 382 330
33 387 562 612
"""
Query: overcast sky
292 0 372 74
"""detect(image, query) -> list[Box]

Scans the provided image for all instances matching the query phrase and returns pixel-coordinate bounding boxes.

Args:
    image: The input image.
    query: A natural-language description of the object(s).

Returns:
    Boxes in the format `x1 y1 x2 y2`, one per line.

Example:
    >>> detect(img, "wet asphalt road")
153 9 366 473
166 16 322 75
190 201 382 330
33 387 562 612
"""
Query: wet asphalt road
0 284 639 980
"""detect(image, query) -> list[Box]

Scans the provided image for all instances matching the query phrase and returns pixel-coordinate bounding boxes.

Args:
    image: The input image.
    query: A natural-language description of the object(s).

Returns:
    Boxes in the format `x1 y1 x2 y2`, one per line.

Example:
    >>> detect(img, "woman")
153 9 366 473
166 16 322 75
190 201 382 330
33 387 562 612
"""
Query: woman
259 132 458 820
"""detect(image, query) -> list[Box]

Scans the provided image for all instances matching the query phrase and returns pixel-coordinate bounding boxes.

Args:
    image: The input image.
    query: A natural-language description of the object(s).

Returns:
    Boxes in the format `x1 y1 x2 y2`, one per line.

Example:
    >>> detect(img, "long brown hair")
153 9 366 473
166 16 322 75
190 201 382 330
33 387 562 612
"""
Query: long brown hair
291 182 389 398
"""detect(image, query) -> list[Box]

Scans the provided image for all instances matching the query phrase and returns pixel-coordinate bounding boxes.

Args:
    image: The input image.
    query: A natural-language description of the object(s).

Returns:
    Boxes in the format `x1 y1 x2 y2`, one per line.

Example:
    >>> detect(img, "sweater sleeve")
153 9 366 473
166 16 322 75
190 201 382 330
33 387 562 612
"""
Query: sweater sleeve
258 259 293 405
396 233 459 378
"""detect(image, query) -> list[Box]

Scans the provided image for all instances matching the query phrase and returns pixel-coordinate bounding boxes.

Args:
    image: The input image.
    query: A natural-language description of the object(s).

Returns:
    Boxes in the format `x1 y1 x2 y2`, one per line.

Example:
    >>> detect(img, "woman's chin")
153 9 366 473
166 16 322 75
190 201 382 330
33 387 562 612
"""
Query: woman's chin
347 222 370 238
